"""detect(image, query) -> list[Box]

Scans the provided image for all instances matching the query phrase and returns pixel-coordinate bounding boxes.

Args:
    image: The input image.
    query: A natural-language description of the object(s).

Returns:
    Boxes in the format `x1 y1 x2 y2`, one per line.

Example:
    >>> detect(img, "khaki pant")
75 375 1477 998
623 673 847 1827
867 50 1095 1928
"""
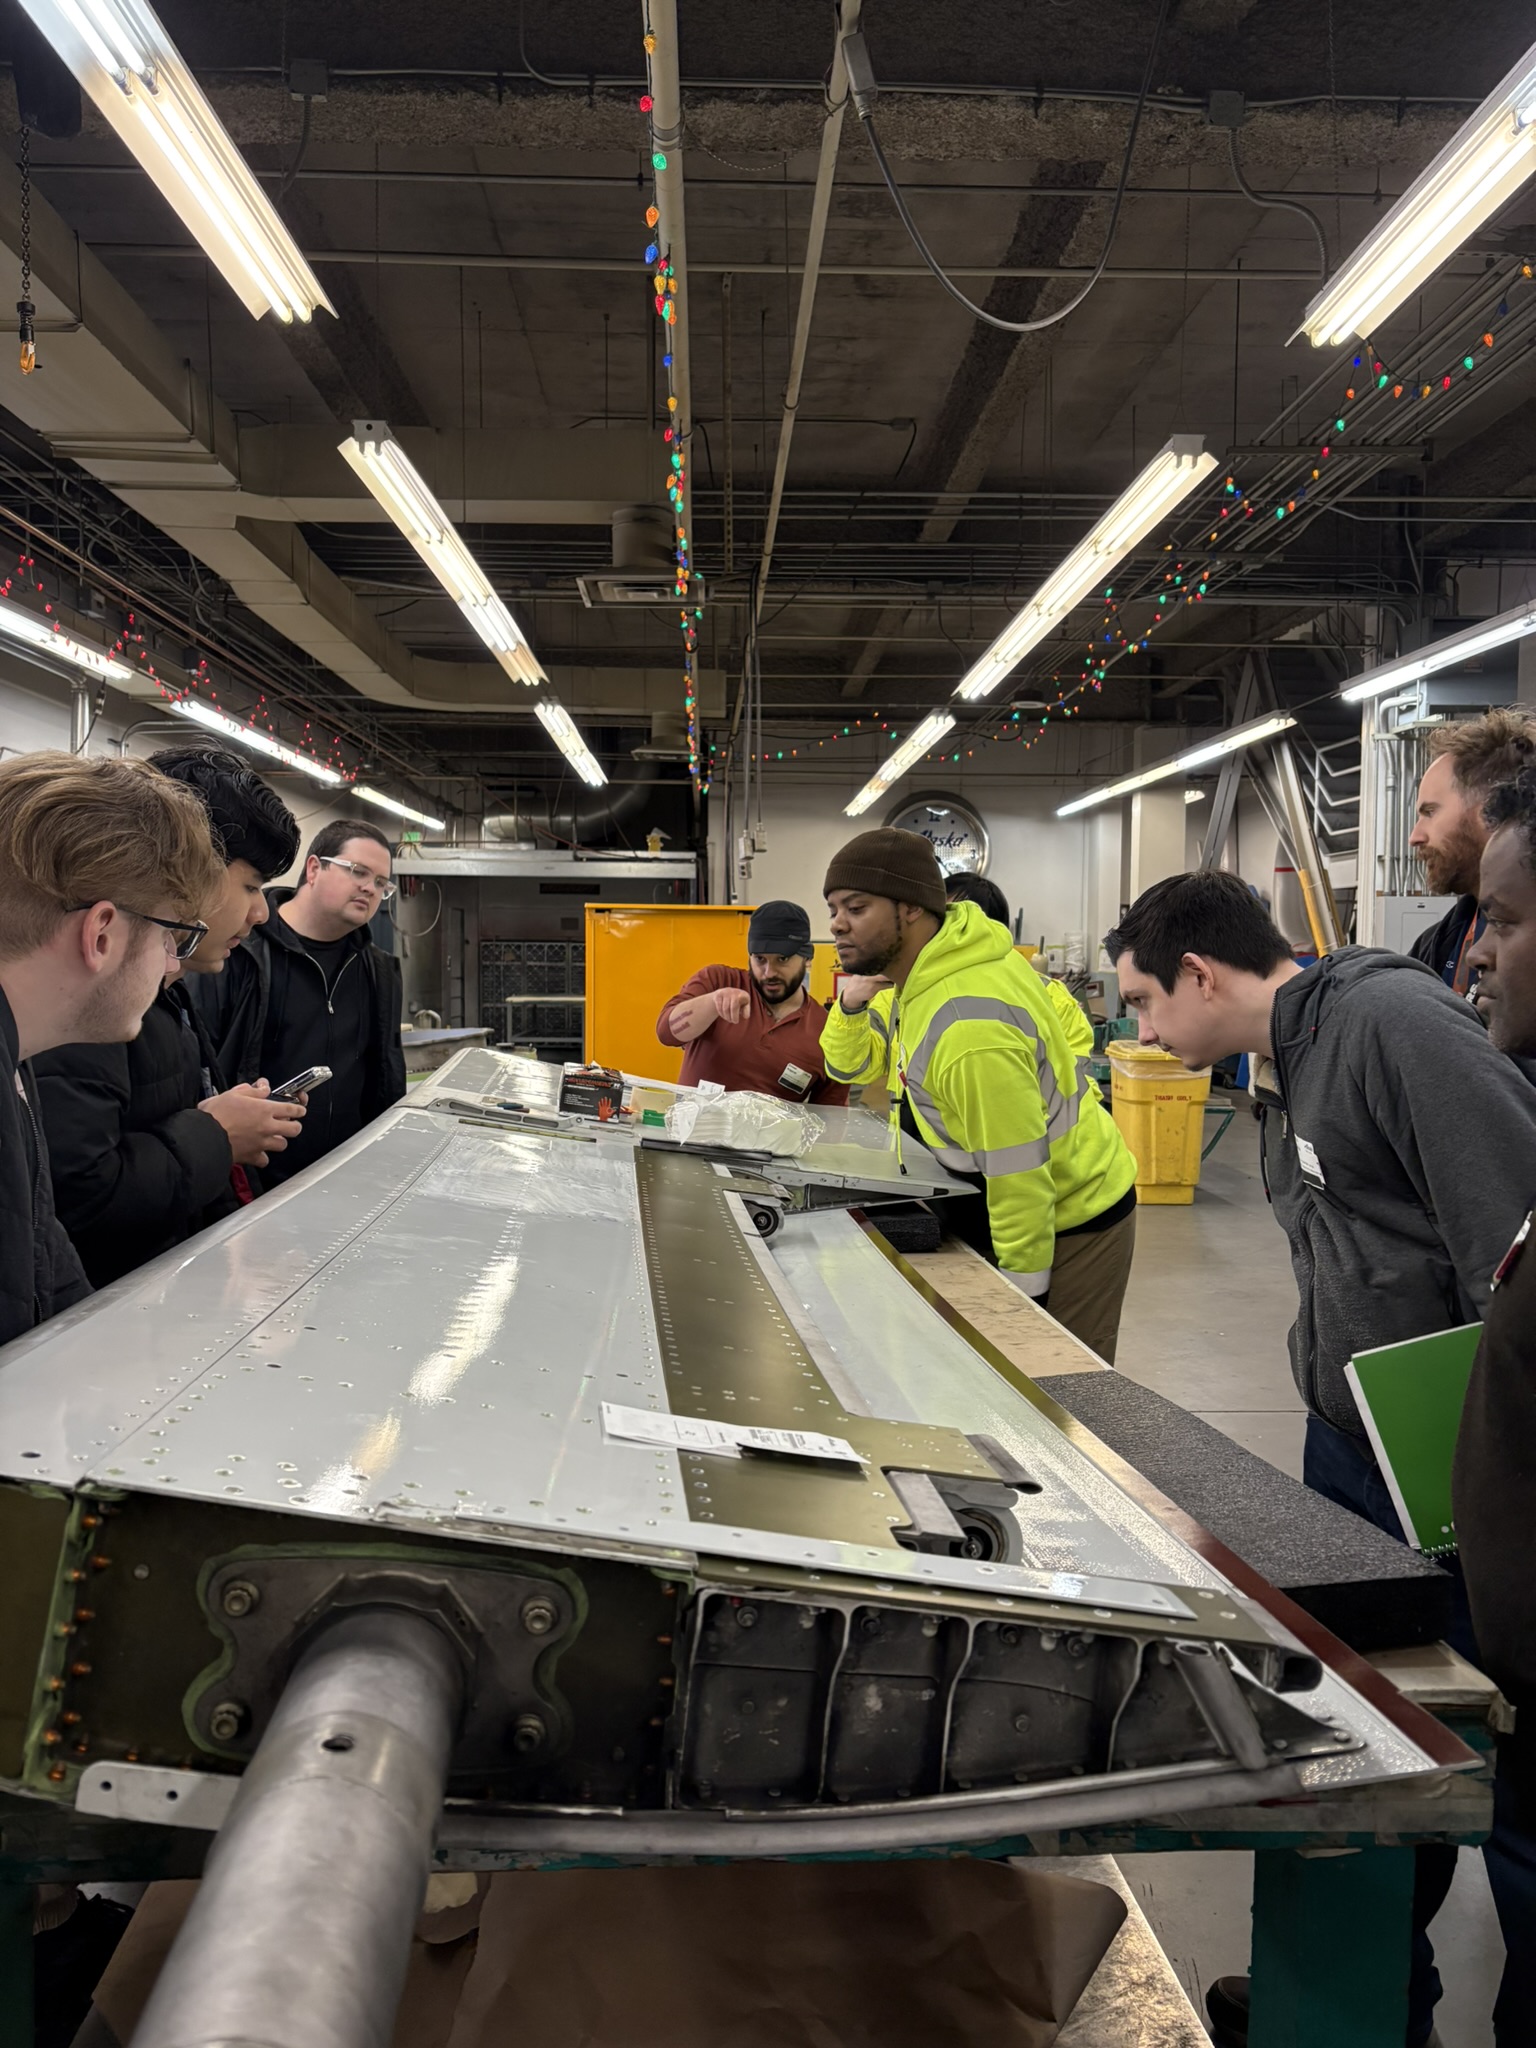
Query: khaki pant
1047 1207 1137 1364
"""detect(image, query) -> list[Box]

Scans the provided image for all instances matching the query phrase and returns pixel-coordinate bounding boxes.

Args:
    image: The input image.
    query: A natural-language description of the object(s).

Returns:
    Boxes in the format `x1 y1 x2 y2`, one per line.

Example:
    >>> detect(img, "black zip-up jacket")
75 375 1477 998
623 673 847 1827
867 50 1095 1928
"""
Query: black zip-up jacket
1255 947 1536 1436
0 987 90 1351
191 888 405 1186
1453 1199 1536 1825
1410 892 1481 990
32 981 240 1288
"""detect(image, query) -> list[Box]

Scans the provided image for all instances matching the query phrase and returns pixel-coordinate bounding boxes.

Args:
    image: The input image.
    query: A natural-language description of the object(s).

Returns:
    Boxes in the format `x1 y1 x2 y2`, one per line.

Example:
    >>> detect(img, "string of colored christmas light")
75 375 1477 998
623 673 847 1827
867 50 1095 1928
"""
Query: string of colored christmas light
740 255 1536 776
638 23 707 794
1 545 360 780
167 654 352 778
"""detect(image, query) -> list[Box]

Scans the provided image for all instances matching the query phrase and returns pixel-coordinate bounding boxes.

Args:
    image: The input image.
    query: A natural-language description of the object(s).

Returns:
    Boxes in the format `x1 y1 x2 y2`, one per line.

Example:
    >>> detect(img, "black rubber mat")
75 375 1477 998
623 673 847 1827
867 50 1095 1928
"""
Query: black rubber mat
1044 1371 1453 1651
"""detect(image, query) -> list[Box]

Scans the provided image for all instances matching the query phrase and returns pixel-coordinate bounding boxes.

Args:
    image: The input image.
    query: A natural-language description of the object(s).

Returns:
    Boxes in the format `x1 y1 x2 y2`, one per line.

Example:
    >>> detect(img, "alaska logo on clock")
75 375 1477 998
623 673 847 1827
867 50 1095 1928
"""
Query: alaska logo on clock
884 793 989 876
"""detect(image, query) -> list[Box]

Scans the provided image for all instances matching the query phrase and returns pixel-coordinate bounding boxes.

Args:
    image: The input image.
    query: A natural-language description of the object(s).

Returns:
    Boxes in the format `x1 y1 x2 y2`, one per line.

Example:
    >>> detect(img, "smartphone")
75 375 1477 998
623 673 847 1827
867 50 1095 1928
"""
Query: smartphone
270 1065 332 1102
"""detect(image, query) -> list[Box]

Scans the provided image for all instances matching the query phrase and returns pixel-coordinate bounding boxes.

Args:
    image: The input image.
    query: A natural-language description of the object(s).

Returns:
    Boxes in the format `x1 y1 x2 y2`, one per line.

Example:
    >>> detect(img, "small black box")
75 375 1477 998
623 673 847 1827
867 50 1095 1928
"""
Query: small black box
559 1064 624 1119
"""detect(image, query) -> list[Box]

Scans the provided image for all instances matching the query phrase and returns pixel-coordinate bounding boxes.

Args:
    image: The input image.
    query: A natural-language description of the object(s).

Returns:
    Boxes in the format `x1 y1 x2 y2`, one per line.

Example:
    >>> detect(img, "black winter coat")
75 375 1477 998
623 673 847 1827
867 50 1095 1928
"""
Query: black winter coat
33 981 240 1288
191 889 406 1185
1410 892 1481 991
0 987 90 1351
1454 1200 1536 1827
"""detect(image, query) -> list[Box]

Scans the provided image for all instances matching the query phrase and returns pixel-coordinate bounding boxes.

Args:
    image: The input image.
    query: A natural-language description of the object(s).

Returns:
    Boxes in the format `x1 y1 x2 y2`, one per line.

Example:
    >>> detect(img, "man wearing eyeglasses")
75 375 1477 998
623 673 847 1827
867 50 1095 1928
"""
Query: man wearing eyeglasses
0 749 223 1350
34 748 307 1286
194 818 406 1186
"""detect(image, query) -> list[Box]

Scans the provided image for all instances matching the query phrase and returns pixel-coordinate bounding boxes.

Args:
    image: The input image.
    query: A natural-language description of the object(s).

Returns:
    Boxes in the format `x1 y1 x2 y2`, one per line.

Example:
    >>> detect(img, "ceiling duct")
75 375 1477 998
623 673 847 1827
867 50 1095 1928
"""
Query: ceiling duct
577 507 705 609
631 710 691 762
481 761 662 847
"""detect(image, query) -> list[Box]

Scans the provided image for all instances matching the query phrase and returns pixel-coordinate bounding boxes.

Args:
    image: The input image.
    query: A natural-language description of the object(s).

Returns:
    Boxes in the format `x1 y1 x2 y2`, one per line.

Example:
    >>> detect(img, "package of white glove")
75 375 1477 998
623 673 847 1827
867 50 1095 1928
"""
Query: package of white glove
665 1084 824 1157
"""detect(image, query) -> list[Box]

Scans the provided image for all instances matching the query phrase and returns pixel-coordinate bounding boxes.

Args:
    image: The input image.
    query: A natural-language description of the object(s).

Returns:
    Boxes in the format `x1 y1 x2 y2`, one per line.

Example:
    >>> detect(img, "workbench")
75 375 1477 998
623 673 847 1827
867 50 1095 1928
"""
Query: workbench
0 1155 1499 2048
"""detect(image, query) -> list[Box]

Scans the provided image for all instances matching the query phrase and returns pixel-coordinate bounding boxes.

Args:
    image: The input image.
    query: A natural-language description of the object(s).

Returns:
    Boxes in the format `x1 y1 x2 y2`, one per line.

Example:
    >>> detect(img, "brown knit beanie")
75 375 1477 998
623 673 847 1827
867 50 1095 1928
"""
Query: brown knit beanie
823 827 948 916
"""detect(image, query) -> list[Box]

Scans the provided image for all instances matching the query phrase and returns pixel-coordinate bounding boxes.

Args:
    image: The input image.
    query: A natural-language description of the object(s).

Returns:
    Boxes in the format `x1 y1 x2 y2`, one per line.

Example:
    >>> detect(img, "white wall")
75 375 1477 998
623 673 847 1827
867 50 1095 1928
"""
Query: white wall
720 774 1100 952
712 761 1286 966
1128 788 1186 897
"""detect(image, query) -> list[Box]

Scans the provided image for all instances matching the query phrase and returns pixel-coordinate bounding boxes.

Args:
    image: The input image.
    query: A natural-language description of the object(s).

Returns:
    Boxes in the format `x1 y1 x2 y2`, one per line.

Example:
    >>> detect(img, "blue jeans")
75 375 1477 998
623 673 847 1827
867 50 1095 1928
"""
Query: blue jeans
1305 1414 1536 2045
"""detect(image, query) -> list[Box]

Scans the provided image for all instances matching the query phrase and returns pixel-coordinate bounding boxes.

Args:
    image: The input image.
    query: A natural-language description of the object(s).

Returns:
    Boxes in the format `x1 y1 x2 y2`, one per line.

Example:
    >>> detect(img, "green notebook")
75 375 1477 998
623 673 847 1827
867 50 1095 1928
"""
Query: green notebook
1344 1323 1481 1557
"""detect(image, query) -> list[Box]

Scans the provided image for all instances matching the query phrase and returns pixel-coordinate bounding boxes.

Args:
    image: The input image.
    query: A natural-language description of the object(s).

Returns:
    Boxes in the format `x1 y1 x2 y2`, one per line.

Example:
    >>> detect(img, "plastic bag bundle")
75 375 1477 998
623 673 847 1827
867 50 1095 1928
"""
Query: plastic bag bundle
665 1086 825 1157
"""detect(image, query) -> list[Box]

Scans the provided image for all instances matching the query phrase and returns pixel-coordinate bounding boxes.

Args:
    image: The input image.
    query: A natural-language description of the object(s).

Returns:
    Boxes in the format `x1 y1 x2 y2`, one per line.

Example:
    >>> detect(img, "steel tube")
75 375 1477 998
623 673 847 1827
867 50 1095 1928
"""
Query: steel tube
433 1755 1304 1864
134 1608 464 2048
755 0 860 620
1172 1641 1272 1773
646 0 691 548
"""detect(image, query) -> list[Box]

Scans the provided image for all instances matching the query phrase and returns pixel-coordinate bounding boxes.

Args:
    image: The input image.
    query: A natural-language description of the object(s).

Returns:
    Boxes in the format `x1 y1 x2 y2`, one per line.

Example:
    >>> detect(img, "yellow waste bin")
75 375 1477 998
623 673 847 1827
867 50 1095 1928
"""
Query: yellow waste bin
1109 1044 1212 1205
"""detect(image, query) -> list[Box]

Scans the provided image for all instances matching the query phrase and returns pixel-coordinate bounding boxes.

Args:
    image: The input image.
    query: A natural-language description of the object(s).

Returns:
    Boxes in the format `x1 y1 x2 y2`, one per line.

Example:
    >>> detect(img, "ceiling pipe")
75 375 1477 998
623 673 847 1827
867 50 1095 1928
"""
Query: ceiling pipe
755 0 861 626
481 759 663 846
645 0 691 553
726 2 863 783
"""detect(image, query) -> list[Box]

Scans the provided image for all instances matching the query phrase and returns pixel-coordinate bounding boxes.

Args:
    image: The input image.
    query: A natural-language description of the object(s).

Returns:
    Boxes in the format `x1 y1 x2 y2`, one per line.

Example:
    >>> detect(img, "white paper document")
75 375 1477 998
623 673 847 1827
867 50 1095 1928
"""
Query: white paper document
600 1401 862 1465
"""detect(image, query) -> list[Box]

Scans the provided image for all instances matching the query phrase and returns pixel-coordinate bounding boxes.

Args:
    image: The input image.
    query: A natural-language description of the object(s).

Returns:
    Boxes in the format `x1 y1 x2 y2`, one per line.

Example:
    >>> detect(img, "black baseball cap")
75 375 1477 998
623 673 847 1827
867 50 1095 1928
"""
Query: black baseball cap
747 899 813 956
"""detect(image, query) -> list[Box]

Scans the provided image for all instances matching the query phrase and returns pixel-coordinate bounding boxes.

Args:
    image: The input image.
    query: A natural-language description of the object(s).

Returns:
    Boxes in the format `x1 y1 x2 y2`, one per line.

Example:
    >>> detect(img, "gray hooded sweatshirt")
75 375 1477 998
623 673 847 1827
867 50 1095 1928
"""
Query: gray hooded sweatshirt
1256 946 1536 1436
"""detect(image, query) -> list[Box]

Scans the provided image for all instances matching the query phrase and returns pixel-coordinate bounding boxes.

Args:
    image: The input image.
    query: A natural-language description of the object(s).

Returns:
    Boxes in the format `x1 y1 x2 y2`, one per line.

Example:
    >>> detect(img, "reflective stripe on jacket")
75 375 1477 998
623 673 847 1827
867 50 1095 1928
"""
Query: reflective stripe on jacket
820 901 1136 1292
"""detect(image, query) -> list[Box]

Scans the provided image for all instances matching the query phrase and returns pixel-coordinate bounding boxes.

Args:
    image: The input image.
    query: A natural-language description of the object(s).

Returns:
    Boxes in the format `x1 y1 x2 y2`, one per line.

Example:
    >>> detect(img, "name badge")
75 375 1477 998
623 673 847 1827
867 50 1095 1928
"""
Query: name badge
1294 1134 1326 1187
778 1062 814 1097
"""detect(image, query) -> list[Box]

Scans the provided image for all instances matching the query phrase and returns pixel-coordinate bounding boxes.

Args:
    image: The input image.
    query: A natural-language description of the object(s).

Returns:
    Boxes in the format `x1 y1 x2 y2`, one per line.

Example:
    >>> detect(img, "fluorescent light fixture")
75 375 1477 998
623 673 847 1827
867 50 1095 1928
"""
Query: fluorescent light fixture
338 423 547 688
1301 37 1536 345
169 694 343 785
1184 788 1207 804
1055 714 1296 817
844 713 956 817
1339 601 1536 703
535 699 607 788
18 0 334 323
352 786 446 831
0 595 132 681
953 438 1218 703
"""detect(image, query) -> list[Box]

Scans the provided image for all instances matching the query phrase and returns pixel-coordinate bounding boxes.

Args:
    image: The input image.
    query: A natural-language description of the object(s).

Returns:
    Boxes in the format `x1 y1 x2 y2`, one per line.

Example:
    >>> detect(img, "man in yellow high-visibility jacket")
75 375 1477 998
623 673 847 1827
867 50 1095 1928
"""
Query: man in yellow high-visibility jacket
821 827 1138 1362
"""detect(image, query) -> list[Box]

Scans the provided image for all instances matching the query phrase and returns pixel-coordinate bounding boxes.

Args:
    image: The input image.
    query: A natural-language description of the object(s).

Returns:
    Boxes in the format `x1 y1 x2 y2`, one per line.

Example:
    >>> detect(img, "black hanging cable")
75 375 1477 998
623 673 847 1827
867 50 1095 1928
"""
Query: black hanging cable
518 0 579 89
842 0 1171 335
278 96 315 202
17 125 34 376
1226 127 1328 280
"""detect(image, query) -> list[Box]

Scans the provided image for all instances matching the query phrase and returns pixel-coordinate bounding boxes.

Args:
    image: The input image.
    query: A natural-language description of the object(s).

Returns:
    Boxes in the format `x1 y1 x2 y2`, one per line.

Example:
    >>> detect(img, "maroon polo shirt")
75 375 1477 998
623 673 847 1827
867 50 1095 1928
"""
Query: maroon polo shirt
655 965 849 1104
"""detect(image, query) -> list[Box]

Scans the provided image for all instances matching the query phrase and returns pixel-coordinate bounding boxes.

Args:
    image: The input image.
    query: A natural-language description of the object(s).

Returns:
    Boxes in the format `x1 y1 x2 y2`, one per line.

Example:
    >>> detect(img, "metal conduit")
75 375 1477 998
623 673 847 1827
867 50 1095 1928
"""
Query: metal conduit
645 0 692 554
755 0 861 623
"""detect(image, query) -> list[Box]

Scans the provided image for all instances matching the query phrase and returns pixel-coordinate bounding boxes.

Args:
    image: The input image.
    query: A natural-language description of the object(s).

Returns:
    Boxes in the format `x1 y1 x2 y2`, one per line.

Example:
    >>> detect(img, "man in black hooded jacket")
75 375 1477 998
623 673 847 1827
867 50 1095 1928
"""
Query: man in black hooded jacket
193 817 406 1185
34 748 305 1287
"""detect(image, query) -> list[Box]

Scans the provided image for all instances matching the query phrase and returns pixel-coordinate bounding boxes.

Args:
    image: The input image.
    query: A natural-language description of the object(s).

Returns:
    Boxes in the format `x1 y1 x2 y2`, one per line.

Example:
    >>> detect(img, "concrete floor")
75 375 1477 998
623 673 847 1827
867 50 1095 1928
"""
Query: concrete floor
1110 1098 1505 2047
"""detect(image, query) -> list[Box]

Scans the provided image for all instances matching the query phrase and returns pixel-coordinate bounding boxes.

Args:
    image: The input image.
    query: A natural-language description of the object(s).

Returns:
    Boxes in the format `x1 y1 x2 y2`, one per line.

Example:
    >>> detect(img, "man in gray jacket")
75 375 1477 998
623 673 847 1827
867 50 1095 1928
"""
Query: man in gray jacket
1107 870 1536 1477
1107 869 1536 2048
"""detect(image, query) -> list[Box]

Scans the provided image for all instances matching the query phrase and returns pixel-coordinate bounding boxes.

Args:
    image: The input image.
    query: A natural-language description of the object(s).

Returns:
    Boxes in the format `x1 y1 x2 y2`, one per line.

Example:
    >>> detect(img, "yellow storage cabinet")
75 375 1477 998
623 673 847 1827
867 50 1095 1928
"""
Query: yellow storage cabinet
585 904 837 1081
1109 1044 1212 1206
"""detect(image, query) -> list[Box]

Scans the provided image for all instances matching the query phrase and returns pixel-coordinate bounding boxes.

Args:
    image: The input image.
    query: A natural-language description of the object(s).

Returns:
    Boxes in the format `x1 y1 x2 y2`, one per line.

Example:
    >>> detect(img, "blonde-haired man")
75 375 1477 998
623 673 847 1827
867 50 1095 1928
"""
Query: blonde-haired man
0 750 222 1349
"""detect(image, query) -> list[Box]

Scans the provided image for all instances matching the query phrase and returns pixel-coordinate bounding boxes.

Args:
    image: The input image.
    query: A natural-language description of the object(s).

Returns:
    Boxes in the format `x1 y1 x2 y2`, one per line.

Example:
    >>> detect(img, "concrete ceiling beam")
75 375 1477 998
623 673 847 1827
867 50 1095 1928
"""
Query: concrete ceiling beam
1420 399 1536 554
159 79 1461 178
266 184 433 428
0 151 656 715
